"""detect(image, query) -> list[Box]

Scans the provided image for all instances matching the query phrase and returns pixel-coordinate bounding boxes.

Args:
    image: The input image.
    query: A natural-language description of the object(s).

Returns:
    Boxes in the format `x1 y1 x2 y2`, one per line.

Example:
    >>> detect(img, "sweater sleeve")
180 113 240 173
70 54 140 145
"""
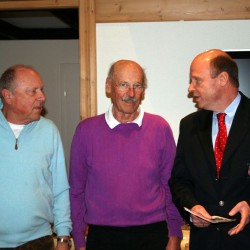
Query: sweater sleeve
69 123 88 248
51 125 72 236
161 123 183 238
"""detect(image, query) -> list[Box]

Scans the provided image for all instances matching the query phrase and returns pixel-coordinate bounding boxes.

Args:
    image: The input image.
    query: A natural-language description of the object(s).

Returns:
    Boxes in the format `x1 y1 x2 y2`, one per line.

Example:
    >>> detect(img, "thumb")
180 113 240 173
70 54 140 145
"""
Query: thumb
228 205 239 217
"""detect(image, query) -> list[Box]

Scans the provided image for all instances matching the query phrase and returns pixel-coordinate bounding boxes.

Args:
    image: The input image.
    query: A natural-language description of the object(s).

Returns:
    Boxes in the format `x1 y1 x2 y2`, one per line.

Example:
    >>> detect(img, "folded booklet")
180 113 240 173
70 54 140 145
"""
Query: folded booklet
184 207 236 223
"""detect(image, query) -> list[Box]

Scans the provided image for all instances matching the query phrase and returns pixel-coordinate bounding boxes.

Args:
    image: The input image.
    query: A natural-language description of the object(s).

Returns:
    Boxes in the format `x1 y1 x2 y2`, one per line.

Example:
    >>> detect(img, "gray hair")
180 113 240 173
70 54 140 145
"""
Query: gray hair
0 64 35 98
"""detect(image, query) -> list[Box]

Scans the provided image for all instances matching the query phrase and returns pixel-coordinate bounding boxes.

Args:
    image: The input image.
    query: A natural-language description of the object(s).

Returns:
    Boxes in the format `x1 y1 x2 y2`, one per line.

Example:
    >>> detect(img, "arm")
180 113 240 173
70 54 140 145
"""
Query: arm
161 124 183 242
69 124 88 249
166 236 182 250
169 120 200 215
51 128 72 238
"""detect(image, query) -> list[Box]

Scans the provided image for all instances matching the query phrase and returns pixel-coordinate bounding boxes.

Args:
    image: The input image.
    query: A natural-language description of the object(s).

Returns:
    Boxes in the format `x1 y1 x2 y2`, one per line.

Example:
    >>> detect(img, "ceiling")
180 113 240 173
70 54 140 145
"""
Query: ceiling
0 9 79 40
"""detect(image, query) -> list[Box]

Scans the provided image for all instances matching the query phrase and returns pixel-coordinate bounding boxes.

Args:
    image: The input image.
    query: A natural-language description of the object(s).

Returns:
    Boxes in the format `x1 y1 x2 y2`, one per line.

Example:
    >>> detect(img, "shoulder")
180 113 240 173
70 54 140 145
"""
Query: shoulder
239 92 250 108
36 116 60 134
143 112 172 131
36 116 57 129
179 109 213 134
181 109 211 123
76 114 105 131
143 112 169 124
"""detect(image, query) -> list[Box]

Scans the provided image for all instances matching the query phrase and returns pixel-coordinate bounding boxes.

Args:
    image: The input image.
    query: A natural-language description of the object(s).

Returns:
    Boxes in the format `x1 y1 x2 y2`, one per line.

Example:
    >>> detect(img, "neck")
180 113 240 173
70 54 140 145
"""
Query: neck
113 110 139 123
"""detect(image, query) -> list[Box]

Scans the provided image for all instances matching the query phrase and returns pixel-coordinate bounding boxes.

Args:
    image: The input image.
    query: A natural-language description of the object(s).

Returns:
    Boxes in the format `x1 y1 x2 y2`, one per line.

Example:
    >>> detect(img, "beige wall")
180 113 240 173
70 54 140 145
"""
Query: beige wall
0 40 79 169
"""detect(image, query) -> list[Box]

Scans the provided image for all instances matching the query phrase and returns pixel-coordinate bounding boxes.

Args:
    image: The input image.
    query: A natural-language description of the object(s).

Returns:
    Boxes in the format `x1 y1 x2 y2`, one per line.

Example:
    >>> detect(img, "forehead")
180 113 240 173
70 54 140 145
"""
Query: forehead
15 68 43 88
113 62 143 82
190 56 211 77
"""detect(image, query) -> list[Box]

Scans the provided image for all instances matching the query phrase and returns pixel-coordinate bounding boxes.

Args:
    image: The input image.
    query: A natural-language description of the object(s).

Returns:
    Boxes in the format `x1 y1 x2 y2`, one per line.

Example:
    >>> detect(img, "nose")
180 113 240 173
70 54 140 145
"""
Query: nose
188 81 195 93
127 86 136 96
37 89 46 101
188 84 192 93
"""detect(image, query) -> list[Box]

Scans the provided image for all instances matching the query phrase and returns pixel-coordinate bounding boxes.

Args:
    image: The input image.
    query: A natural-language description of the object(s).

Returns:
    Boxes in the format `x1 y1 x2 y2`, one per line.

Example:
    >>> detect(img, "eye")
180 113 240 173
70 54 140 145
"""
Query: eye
196 78 202 84
26 88 44 96
26 89 36 96
120 82 128 88
134 83 143 89
190 77 202 85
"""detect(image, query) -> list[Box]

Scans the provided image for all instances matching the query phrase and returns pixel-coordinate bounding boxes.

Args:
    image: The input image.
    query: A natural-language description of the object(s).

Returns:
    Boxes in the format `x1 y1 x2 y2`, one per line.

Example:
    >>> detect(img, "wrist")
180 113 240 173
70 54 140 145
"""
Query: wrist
57 236 72 248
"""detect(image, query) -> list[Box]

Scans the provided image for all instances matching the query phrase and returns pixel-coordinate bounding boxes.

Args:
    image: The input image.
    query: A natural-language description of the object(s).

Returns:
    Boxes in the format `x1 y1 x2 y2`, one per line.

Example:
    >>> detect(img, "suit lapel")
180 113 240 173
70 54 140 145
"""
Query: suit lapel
196 111 216 175
223 94 250 166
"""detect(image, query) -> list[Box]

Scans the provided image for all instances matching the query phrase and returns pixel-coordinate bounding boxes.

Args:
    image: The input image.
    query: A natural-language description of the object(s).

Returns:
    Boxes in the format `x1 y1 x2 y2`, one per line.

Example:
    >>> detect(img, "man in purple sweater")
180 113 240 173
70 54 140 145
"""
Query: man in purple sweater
69 60 183 250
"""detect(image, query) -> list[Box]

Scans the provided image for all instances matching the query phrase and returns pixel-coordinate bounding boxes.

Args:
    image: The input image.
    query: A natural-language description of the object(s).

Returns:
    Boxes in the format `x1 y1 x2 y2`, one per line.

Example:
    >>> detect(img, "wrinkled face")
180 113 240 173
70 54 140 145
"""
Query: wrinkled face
4 68 46 124
106 62 145 122
188 56 222 111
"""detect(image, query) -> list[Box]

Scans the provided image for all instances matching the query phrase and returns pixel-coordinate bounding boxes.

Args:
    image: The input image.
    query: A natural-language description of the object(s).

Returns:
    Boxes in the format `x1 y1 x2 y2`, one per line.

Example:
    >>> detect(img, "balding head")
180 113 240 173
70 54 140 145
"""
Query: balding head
192 49 239 87
107 60 147 88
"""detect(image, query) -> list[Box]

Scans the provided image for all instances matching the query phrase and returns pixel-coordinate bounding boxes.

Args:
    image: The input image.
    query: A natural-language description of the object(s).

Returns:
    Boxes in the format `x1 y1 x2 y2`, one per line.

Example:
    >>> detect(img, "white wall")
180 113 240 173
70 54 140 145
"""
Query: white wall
96 20 250 141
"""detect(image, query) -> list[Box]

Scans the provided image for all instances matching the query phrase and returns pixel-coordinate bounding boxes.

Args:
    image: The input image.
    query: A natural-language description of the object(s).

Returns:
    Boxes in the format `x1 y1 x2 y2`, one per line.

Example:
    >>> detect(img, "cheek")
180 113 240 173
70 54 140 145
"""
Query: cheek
112 91 125 101
138 92 144 100
13 98 33 112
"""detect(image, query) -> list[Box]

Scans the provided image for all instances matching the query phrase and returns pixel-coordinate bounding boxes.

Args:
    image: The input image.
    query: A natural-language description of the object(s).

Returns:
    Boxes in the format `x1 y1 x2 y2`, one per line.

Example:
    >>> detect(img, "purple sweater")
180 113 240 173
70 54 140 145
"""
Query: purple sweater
69 113 183 248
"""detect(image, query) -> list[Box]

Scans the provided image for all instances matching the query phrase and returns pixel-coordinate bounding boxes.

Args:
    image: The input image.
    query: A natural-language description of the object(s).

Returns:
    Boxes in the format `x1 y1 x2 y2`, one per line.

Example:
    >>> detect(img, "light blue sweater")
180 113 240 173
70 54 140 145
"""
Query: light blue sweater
0 100 72 247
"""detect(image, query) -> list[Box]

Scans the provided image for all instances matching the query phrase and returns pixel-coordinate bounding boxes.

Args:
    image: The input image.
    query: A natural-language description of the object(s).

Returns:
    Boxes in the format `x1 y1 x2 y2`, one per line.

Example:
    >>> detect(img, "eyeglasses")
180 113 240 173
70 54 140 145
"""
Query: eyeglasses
115 82 145 92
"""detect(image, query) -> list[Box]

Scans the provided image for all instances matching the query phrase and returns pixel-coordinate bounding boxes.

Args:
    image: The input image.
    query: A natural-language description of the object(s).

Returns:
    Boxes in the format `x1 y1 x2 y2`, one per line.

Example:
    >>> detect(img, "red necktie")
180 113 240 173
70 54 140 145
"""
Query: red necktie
214 113 227 177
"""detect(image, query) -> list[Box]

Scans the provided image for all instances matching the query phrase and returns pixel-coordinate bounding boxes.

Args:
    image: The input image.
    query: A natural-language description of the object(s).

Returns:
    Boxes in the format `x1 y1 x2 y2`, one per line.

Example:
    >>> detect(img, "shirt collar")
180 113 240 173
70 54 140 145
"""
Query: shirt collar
105 104 144 129
213 92 241 119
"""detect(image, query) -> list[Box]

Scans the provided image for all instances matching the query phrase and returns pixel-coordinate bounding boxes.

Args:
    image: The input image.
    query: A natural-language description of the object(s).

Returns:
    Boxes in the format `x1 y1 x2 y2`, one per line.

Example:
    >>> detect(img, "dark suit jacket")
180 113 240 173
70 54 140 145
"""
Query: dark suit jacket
169 92 250 250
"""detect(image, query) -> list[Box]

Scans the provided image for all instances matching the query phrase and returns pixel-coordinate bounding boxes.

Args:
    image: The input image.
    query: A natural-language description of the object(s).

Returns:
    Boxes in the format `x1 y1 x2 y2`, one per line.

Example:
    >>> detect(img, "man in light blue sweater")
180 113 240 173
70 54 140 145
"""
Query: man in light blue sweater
0 65 72 249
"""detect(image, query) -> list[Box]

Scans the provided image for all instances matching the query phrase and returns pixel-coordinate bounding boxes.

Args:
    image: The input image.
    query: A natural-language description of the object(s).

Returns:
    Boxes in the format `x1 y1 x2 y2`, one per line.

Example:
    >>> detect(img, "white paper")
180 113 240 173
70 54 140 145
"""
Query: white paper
184 207 236 223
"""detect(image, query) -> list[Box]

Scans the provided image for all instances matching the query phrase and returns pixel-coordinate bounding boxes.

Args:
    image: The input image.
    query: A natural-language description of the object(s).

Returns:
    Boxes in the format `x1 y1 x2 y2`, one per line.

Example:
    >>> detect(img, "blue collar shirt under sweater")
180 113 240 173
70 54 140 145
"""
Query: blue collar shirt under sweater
0 107 72 247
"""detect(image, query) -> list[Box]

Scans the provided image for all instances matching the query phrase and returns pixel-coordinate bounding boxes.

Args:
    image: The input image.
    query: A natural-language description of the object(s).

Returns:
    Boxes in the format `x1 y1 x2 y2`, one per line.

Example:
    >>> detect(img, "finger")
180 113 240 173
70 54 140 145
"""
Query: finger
228 224 243 236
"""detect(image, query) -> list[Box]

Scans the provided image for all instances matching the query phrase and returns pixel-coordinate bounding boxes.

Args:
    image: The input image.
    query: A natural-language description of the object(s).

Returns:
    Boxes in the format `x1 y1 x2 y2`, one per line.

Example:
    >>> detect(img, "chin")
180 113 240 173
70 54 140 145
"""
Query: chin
31 115 41 121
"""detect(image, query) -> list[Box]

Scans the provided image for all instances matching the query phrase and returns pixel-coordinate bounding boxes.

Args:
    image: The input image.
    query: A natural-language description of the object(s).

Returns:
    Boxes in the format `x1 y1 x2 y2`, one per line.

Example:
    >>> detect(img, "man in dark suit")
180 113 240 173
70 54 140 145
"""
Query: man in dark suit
169 49 250 250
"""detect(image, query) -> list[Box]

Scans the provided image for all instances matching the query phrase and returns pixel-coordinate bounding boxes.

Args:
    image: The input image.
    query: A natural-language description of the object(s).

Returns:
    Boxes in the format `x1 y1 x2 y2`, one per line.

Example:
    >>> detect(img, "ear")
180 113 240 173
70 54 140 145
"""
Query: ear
218 71 229 86
105 77 112 97
1 89 13 104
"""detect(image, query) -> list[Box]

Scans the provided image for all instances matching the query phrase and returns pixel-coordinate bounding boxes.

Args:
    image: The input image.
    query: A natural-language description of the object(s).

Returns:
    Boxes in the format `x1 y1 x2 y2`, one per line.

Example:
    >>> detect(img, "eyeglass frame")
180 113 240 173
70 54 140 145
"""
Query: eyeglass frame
114 81 145 92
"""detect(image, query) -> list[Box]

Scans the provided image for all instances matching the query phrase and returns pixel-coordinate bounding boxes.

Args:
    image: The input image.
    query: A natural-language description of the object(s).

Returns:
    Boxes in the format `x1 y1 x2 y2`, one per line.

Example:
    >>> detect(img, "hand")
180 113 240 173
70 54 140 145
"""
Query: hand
55 236 72 250
165 236 181 250
190 205 212 228
56 244 71 250
228 201 250 236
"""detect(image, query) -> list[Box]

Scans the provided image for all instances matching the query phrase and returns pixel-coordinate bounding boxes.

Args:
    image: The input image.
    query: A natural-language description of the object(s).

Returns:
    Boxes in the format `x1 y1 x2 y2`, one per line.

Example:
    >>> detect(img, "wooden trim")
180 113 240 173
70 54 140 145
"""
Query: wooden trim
79 0 97 119
1 0 250 20
95 0 250 22
0 0 78 10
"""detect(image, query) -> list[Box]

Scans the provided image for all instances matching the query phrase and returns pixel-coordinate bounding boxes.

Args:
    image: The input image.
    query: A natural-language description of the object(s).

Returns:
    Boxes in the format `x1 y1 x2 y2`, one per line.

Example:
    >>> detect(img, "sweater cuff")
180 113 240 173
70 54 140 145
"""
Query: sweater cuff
168 219 183 239
72 232 86 249
56 226 71 238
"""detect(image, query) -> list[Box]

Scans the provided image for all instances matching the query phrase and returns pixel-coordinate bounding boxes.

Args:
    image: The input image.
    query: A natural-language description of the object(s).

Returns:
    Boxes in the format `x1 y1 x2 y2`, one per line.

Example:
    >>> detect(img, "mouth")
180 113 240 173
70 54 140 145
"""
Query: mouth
34 106 43 112
192 96 200 103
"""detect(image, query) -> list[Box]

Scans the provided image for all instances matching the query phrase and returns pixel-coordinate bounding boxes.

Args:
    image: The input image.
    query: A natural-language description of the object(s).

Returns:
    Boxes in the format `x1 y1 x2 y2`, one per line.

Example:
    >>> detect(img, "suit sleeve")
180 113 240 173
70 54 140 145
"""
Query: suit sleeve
169 119 200 214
